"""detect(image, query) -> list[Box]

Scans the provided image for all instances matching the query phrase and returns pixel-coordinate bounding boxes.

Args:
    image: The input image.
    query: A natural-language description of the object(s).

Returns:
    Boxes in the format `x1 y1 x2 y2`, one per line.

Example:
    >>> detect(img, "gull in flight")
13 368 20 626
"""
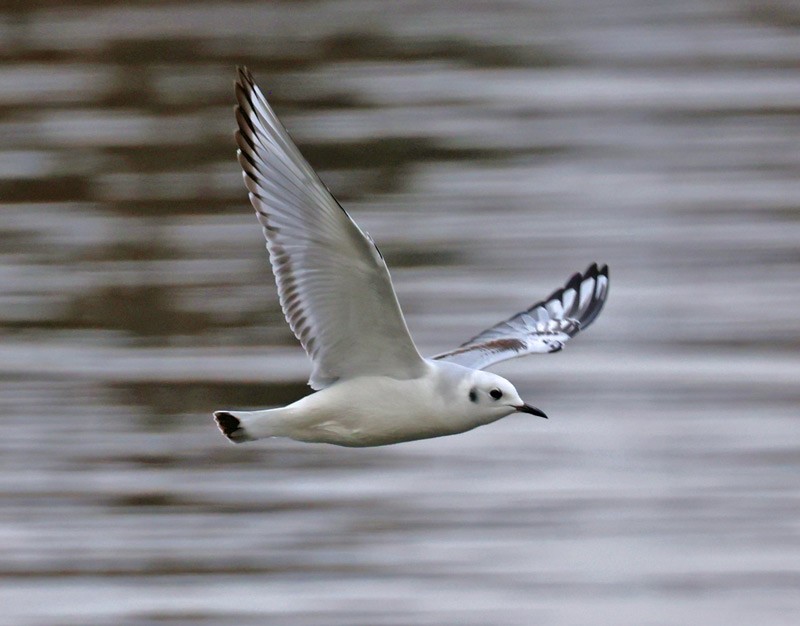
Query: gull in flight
214 68 609 447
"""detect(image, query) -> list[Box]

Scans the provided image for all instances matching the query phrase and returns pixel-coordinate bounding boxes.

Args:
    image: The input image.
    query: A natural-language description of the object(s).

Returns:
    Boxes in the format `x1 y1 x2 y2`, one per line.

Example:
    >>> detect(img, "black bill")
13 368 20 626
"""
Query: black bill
515 404 548 419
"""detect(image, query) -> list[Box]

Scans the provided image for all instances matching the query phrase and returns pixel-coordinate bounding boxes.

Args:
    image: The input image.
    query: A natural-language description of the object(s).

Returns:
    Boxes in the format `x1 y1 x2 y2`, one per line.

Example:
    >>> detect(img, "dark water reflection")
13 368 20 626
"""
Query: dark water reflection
2 1 800 624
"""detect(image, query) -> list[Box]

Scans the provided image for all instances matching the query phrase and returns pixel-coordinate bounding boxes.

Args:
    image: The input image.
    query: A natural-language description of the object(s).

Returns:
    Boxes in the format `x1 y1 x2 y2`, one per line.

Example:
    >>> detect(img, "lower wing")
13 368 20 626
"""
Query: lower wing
432 263 609 370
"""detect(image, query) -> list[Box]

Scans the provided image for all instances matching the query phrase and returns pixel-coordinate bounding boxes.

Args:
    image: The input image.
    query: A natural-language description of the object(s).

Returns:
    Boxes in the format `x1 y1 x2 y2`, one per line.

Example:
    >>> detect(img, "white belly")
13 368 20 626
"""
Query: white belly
277 374 488 447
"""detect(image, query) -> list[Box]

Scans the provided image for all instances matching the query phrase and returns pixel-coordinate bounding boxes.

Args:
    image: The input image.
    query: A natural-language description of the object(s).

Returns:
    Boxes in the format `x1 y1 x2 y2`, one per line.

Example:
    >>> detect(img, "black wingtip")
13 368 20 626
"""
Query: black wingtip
236 65 252 83
590 262 609 283
565 271 583 292
214 411 241 439
578 262 610 328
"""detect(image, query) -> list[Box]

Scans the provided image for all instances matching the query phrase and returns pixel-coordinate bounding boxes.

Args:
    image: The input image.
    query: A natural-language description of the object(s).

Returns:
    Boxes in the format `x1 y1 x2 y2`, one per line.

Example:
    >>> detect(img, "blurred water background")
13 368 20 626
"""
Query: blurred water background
1 0 800 624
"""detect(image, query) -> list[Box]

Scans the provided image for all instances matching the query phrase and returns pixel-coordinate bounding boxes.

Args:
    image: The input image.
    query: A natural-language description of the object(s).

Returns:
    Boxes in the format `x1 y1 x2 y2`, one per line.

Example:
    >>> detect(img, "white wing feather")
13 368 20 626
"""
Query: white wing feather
433 264 609 370
234 67 426 389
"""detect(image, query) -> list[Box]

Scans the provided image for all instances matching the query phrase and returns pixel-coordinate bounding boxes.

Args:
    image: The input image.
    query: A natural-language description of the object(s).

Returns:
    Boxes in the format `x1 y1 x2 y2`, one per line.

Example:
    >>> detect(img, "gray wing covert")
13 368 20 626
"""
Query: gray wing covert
235 67 426 389
432 264 609 370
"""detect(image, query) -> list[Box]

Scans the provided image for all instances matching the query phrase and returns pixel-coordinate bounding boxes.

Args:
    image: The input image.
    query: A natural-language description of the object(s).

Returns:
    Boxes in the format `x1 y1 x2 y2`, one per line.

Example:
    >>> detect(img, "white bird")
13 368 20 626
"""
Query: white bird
214 68 609 448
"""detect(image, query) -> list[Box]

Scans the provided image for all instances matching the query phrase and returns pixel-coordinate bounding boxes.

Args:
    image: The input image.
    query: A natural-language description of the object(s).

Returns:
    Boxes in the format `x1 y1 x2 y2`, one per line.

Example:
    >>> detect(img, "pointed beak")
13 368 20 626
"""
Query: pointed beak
515 404 548 419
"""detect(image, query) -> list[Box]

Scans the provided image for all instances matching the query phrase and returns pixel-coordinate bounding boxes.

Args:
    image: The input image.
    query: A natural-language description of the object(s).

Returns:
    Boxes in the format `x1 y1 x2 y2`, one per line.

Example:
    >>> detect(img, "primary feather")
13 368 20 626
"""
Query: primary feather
432 264 609 370
234 67 426 389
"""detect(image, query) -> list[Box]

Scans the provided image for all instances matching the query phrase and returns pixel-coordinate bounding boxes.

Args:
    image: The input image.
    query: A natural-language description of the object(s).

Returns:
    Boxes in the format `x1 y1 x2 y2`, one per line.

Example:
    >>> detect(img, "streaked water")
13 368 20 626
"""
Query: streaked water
1 1 799 624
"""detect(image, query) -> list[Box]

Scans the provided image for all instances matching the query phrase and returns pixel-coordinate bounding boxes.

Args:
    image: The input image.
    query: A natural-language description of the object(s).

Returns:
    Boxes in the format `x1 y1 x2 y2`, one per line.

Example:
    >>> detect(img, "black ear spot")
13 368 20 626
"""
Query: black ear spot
490 388 503 400
469 387 478 403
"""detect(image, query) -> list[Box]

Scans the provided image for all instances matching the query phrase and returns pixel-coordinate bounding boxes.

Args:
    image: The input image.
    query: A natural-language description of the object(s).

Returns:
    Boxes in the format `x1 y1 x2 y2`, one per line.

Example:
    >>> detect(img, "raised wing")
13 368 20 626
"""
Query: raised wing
433 264 609 370
234 67 426 389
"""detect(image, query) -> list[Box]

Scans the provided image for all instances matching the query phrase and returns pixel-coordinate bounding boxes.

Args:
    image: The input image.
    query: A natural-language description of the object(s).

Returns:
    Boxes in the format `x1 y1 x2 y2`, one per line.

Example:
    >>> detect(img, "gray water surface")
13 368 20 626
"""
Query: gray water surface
1 1 799 625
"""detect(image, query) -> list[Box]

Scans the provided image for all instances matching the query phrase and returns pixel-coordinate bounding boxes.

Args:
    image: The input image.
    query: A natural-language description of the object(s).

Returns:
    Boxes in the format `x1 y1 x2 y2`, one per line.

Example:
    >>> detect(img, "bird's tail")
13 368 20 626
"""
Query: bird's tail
213 409 282 443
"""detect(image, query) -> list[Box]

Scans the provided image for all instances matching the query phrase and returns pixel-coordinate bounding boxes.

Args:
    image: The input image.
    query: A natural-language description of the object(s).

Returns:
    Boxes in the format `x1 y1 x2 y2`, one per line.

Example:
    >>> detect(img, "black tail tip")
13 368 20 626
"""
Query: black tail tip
214 411 242 440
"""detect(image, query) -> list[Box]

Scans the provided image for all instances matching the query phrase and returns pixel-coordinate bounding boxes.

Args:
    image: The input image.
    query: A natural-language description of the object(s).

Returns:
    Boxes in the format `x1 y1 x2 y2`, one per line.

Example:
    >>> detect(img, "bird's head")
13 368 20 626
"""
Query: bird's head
465 370 547 420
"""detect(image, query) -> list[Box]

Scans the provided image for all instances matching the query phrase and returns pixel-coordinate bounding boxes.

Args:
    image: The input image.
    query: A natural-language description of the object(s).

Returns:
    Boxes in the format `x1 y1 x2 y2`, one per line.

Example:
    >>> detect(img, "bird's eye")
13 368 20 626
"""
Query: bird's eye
468 388 478 403
490 389 503 400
